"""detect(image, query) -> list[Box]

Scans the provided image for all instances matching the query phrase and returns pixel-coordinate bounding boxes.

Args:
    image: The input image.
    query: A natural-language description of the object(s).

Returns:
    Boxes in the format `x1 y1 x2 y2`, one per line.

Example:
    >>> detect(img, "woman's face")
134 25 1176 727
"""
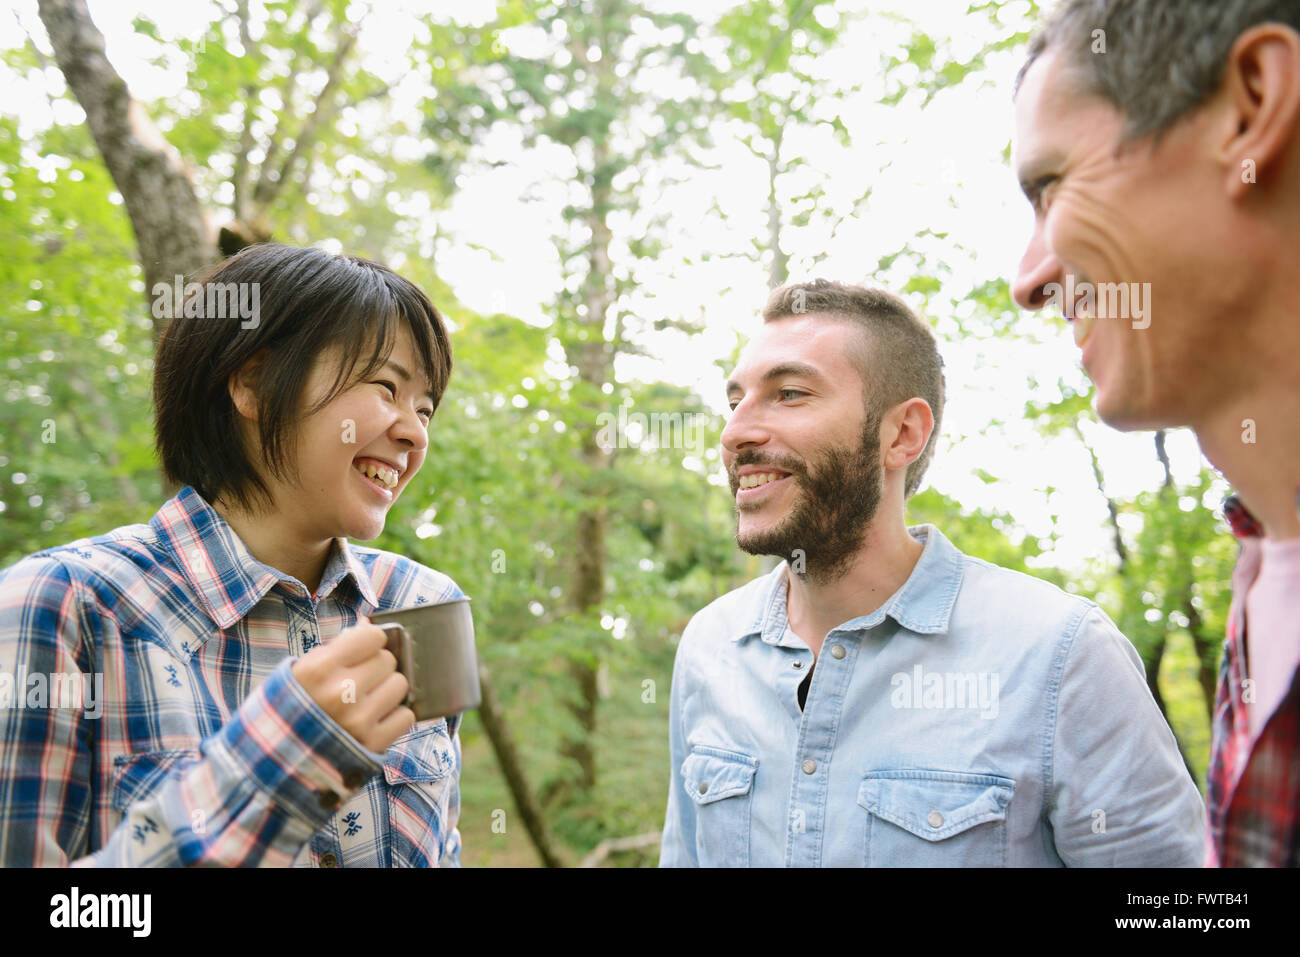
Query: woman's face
265 322 434 545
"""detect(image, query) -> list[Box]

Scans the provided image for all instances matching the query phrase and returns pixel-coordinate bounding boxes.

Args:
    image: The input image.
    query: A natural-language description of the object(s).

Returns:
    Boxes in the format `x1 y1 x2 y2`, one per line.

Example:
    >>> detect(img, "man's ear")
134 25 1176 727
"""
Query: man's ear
881 397 934 473
227 350 269 422
1218 23 1300 199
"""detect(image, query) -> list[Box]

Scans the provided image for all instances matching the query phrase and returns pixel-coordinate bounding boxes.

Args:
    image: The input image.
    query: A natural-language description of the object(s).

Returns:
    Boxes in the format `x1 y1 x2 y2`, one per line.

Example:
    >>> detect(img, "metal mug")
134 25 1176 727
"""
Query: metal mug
370 597 480 721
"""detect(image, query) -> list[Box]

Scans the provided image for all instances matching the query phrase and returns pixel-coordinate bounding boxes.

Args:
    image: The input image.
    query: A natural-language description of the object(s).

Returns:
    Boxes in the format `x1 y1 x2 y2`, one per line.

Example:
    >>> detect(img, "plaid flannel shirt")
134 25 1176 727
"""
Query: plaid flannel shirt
0 485 464 867
1204 493 1300 867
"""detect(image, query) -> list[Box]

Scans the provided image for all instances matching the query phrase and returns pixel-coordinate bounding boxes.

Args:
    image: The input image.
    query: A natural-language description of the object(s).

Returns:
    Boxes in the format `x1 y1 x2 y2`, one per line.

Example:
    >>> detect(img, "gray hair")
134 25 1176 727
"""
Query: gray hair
1017 0 1300 141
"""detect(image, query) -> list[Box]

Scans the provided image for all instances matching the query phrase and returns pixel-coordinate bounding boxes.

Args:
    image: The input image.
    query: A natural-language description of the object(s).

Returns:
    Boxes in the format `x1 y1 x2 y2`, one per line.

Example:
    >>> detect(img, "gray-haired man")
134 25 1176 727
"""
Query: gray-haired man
1011 0 1300 866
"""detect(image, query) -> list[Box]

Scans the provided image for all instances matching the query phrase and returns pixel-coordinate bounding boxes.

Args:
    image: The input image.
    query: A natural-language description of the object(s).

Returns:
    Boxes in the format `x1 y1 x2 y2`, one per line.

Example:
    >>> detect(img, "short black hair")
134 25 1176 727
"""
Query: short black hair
763 279 945 498
153 242 453 512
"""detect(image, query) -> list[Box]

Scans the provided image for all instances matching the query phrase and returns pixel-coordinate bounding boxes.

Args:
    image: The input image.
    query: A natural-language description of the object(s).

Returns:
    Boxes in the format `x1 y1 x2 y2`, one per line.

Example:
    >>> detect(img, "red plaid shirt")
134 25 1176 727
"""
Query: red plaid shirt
1204 494 1300 866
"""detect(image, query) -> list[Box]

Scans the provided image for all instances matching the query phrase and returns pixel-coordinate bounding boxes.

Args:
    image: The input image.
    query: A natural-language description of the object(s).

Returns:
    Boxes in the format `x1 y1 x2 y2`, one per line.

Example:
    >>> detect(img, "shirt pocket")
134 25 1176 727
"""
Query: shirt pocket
382 719 457 786
857 769 1014 867
111 749 203 814
382 719 459 866
681 746 758 868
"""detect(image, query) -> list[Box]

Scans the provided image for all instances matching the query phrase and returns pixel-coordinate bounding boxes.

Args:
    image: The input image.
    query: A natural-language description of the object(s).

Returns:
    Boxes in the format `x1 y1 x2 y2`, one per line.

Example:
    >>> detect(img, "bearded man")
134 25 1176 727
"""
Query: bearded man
658 279 1204 867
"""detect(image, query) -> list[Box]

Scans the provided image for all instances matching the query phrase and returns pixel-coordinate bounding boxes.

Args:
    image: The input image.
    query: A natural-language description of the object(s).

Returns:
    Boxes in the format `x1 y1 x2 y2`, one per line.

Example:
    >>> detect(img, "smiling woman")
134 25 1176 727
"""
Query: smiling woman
0 242 469 868
154 243 452 590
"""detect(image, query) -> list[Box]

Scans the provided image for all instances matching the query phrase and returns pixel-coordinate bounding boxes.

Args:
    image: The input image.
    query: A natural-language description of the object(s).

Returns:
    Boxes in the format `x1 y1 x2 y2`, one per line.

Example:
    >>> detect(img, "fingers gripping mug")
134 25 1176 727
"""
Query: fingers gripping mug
370 598 480 721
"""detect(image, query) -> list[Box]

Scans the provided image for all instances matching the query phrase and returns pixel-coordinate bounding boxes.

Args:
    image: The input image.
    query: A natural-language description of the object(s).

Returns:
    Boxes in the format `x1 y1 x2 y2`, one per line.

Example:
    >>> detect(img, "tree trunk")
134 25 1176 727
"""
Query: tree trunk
37 0 215 348
1074 421 1126 572
766 128 788 290
561 203 614 792
1155 431 1217 720
1145 629 1199 784
474 664 565 867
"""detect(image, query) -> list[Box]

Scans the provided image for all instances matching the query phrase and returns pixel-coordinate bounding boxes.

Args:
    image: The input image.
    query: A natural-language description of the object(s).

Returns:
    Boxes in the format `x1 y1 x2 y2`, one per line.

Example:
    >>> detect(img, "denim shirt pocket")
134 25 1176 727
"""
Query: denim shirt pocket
681 746 758 868
857 769 1014 867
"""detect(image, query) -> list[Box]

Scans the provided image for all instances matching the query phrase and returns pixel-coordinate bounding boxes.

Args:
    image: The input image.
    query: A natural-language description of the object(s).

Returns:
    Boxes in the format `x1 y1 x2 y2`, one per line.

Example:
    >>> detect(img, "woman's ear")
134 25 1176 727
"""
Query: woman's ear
228 350 269 422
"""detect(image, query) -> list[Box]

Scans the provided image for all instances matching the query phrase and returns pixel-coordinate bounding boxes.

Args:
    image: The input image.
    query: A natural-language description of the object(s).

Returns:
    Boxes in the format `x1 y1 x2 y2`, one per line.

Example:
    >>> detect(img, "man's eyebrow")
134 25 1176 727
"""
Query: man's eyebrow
726 361 825 396
383 359 436 402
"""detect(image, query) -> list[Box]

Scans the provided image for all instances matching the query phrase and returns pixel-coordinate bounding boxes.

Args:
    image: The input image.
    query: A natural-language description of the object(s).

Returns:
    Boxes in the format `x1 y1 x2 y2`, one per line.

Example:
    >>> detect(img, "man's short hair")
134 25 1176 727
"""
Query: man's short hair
1017 0 1300 141
762 280 945 498
153 242 453 512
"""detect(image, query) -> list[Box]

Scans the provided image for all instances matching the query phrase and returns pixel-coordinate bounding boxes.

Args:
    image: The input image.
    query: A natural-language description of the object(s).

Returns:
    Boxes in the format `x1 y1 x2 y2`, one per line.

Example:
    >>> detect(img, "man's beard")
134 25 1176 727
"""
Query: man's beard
730 411 883 585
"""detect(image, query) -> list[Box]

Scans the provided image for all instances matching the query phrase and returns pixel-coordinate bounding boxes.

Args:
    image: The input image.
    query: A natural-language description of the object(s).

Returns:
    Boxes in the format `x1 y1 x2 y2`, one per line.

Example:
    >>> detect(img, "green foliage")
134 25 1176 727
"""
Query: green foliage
2 0 1232 863
0 117 159 565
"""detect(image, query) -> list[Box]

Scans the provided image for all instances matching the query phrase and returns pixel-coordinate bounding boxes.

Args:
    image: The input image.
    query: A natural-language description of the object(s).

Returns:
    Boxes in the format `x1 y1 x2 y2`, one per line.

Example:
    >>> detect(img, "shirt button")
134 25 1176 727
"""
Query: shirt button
698 781 709 794
319 853 339 868
318 790 341 811
792 661 803 669
802 759 817 774
830 644 846 659
927 811 944 828
342 769 367 789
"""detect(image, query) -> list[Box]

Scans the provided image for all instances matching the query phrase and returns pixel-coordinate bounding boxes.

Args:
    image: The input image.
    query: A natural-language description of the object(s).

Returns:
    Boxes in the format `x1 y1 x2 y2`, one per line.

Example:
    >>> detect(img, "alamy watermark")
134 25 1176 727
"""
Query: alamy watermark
890 664 999 719
0 668 104 719
1041 273 1151 330
595 406 710 456
151 275 260 329
50 887 150 937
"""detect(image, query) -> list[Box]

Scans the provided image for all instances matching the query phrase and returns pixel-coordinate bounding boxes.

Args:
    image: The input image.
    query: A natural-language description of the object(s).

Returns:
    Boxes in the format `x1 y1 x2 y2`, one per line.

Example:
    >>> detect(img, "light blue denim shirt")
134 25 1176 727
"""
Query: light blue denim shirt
660 525 1205 867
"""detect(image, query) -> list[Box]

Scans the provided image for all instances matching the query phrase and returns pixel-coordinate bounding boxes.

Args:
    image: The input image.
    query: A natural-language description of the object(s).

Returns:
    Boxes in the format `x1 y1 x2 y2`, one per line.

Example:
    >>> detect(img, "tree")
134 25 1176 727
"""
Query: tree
709 0 866 289
421 0 717 797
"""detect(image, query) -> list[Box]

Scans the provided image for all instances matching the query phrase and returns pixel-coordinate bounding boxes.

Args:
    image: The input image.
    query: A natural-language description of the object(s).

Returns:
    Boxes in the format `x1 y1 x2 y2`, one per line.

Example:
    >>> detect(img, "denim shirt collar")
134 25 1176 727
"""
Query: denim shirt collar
736 524 965 645
152 485 380 630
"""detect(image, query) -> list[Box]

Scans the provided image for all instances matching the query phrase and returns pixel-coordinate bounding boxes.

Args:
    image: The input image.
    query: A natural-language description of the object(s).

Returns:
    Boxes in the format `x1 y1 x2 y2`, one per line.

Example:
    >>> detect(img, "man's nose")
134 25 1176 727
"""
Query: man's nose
1011 225 1062 311
720 397 770 456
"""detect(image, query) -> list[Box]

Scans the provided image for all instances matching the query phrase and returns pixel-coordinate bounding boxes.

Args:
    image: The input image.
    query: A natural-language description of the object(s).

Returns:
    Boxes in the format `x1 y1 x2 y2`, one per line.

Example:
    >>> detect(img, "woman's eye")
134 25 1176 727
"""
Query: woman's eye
418 408 434 424
375 380 398 397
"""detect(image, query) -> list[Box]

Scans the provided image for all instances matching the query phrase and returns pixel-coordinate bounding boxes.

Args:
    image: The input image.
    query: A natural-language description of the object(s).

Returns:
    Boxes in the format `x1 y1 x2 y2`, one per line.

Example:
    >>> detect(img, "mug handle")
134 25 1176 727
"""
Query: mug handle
377 622 416 710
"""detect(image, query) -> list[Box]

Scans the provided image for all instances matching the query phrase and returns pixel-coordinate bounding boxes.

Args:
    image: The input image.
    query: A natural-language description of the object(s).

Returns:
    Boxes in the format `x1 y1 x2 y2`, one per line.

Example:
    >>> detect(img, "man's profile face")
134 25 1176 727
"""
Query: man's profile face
1011 46 1228 430
721 314 884 582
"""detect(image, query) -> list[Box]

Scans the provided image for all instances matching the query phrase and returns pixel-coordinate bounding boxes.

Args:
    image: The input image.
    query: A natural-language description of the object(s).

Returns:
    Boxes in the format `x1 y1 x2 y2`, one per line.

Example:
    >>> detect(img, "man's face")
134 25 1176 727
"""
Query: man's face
721 315 883 582
260 322 433 545
1011 47 1231 430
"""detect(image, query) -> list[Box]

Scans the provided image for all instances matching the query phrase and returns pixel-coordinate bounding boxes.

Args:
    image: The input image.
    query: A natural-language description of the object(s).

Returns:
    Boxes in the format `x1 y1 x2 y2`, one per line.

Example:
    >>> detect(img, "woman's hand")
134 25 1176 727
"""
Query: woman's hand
290 618 415 752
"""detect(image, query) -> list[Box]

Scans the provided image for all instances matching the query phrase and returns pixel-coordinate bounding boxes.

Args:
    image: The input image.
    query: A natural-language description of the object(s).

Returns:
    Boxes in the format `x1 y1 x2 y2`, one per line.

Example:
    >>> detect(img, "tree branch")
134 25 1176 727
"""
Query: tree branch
36 0 213 341
230 0 259 223
256 26 359 210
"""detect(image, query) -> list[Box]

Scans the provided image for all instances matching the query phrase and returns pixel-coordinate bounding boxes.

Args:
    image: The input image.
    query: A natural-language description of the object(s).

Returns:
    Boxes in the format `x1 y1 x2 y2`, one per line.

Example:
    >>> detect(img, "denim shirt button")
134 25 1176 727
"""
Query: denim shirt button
698 781 709 794
830 644 846 659
927 810 944 828
792 661 803 669
802 759 817 774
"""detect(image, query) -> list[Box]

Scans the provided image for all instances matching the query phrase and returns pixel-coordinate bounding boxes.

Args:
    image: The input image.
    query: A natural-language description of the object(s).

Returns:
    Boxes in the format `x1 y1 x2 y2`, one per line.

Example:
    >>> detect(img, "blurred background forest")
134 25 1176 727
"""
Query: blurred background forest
1 0 1236 865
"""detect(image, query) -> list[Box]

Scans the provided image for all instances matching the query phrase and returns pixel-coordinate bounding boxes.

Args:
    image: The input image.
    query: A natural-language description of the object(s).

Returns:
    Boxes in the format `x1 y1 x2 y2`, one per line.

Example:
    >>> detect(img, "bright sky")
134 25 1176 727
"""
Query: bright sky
5 0 1223 574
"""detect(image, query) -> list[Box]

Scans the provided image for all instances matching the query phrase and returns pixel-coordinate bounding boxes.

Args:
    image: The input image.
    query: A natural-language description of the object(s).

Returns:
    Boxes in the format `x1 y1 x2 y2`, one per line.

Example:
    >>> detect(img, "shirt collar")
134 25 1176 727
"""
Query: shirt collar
1222 495 1264 540
151 486 380 631
1222 488 1300 540
736 523 966 644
